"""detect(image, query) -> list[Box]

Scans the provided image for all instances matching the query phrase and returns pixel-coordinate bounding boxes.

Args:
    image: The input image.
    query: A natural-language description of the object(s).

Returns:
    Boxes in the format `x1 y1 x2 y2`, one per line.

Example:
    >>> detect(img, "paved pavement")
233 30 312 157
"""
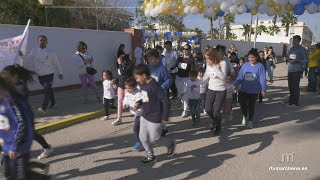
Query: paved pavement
24 63 320 179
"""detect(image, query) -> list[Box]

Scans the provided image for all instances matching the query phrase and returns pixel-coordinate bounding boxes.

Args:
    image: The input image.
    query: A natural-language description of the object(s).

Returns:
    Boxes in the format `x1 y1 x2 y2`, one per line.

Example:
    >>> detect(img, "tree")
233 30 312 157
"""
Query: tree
229 33 237 40
207 28 220 39
241 24 255 41
257 25 268 35
158 15 185 32
280 12 298 37
268 15 281 36
204 15 218 39
224 14 235 40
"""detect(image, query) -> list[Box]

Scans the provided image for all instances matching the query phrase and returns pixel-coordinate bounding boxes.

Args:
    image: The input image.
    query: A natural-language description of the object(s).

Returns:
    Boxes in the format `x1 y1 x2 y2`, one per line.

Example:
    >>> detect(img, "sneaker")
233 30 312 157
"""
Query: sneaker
246 121 253 129
133 142 143 151
38 145 54 160
101 116 109 121
161 128 168 137
203 109 207 115
37 108 46 114
167 140 176 157
181 110 188 118
285 103 298 108
141 155 157 165
48 104 56 110
242 116 246 125
111 118 122 126
269 80 274 83
209 122 216 131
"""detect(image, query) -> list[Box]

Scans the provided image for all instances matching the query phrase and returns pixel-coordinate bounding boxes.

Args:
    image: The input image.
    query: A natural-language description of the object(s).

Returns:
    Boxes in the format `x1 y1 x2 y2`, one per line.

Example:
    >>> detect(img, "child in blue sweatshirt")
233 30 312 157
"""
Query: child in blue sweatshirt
0 72 34 180
234 49 267 129
133 64 176 165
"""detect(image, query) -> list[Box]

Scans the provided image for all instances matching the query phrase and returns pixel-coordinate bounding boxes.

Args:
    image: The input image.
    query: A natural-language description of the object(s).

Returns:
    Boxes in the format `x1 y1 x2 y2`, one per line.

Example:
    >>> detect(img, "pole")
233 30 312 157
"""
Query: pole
249 14 253 41
253 14 259 49
45 6 48 26
95 0 99 30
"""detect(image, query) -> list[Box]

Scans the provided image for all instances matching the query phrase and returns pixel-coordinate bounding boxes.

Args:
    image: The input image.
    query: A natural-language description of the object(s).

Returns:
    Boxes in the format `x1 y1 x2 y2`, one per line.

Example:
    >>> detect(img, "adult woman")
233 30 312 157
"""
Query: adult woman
171 44 195 118
112 54 133 126
73 41 100 104
117 44 126 58
235 49 267 129
204 47 228 135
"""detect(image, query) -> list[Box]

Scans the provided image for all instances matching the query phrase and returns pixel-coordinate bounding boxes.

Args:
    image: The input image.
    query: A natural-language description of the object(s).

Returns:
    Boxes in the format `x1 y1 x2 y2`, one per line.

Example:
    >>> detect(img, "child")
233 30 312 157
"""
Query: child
123 77 144 151
133 64 176 165
182 71 202 126
101 70 117 121
0 72 33 179
197 68 208 115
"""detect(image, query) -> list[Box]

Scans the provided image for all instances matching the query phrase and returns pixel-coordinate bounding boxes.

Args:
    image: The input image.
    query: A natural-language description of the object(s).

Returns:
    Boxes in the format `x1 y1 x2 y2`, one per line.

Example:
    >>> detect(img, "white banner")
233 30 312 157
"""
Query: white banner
0 19 30 70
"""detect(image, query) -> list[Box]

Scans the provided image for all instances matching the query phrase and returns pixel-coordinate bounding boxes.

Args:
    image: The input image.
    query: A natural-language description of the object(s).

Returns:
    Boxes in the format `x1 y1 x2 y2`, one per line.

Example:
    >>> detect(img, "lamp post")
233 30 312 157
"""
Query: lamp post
38 0 54 26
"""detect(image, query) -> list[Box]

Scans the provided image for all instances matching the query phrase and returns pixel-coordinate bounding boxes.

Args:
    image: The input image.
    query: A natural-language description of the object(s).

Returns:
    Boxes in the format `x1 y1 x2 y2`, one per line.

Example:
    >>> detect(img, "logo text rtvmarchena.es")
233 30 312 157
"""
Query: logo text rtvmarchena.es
281 152 294 163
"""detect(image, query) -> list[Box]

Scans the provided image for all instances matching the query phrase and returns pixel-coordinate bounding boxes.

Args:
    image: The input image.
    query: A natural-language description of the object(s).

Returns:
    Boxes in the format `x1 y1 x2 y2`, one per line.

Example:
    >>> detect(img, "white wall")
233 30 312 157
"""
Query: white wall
201 39 284 59
0 24 131 90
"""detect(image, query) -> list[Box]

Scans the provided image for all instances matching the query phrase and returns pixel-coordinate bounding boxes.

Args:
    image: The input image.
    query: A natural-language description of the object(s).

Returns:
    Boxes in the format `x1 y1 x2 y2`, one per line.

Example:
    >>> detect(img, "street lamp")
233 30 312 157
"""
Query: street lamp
38 0 54 26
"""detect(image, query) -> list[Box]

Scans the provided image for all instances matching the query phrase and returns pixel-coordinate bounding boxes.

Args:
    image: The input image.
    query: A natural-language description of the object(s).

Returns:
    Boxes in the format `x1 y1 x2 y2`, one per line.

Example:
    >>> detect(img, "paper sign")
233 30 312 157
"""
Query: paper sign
0 115 10 130
289 54 296 60
118 69 121 75
178 62 188 70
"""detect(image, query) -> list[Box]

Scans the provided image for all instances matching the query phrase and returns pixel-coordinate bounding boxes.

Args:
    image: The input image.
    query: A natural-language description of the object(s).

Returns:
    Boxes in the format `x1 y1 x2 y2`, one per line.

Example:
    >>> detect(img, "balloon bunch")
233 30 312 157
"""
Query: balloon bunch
141 0 320 17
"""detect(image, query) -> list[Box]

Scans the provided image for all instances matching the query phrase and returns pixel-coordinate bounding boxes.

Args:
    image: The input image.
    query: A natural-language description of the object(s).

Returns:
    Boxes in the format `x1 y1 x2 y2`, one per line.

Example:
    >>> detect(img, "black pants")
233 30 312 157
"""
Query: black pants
168 73 177 96
205 89 226 118
288 72 301 105
34 132 50 149
133 115 141 143
189 99 201 121
38 74 55 110
103 98 114 116
200 93 206 109
3 154 30 180
239 92 258 122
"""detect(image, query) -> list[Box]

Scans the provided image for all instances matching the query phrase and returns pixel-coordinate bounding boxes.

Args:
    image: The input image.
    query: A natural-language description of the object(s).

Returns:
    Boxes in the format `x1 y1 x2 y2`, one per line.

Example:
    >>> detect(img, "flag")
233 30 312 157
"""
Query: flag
0 19 30 70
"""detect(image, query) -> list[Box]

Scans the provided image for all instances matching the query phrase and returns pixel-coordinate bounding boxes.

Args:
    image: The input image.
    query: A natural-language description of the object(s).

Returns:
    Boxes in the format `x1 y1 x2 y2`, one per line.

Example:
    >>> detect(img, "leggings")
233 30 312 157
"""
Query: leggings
238 91 258 122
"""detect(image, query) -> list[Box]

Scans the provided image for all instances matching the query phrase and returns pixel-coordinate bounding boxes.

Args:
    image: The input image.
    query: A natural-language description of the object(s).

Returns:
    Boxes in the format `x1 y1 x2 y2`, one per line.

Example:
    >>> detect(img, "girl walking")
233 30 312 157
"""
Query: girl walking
101 70 117 121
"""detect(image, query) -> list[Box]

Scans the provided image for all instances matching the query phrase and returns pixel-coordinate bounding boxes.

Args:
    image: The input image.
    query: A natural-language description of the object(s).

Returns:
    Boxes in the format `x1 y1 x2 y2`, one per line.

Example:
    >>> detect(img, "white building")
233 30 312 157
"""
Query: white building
230 20 313 47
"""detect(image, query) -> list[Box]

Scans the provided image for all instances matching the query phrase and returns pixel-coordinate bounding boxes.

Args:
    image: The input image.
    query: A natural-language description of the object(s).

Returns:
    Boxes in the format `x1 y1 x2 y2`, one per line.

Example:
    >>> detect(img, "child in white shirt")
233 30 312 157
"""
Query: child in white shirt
101 70 117 121
182 71 202 126
197 68 209 115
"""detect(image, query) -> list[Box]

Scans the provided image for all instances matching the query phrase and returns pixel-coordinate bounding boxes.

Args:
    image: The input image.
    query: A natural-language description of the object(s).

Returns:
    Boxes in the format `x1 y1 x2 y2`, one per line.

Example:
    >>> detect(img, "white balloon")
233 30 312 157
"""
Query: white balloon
182 0 191 6
217 0 224 4
232 0 241 5
146 3 153 10
150 9 156 17
184 6 192 14
258 4 268 14
205 7 215 17
191 6 199 15
289 0 299 6
246 1 256 9
144 9 151 17
237 5 247 14
171 2 178 10
220 1 232 11
229 5 238 14
160 2 169 11
306 3 318 14
267 7 276 16
155 6 162 14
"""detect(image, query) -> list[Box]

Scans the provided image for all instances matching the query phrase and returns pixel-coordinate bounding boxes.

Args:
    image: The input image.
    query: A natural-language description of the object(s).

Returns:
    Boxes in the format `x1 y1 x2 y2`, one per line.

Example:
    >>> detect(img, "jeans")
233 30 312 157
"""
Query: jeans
38 74 55 110
266 62 273 81
288 72 301 105
103 98 114 116
307 67 317 92
79 73 99 98
205 89 226 119
238 92 258 122
200 93 206 109
34 132 50 149
176 76 189 111
168 73 177 96
188 99 201 121
133 115 141 143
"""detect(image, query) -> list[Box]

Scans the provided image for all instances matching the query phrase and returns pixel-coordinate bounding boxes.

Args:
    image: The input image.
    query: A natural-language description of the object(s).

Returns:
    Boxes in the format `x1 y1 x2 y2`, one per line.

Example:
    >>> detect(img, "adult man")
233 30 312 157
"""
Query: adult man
306 43 320 92
285 35 309 107
163 41 178 99
20 35 63 113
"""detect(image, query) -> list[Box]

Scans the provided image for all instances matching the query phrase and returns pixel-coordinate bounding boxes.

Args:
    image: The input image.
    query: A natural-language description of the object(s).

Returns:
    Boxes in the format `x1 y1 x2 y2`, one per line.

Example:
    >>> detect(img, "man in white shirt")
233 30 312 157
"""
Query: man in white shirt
20 35 63 113
163 41 178 99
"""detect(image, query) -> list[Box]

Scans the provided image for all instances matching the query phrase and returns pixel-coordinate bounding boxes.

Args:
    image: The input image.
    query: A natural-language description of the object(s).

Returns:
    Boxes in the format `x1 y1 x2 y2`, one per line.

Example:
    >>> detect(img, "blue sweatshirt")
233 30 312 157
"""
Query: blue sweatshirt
148 62 173 90
140 78 169 123
235 62 267 94
0 96 33 155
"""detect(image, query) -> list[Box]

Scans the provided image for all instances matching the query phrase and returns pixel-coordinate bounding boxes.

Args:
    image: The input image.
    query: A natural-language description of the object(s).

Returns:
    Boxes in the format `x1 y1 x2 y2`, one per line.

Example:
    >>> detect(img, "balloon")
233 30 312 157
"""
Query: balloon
293 4 305 15
217 11 225 16
182 0 191 6
246 1 257 9
267 7 276 16
184 6 192 14
191 6 199 14
214 6 221 13
300 0 312 5
312 0 320 5
232 0 242 6
146 2 153 10
258 4 268 14
229 5 238 14
250 8 258 15
289 0 300 5
237 5 247 14
306 2 318 13
285 4 294 11
145 9 151 17
205 7 215 17
274 4 282 12
267 0 275 7
220 1 232 11
160 2 169 11
256 0 264 5
171 2 178 9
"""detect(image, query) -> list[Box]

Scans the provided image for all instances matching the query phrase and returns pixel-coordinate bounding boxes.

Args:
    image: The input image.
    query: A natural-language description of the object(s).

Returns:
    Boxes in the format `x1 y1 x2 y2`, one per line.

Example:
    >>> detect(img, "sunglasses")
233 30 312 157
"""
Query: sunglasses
183 48 190 51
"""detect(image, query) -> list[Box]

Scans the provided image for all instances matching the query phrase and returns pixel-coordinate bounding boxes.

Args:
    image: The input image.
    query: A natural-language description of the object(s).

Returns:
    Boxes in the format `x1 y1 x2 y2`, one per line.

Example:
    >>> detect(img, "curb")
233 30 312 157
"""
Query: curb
35 109 116 135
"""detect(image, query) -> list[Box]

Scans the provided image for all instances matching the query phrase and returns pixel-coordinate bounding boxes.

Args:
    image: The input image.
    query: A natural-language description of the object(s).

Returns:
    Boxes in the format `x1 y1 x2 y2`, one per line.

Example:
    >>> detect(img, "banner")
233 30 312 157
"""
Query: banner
0 19 30 70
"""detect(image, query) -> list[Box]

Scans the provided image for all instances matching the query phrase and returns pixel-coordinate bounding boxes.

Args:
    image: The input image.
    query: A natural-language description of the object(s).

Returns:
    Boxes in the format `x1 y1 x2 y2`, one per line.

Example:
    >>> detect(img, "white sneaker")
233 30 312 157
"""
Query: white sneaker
111 118 122 126
203 109 207 115
38 145 54 160
181 110 188 118
242 116 246 125
37 108 46 114
101 116 109 121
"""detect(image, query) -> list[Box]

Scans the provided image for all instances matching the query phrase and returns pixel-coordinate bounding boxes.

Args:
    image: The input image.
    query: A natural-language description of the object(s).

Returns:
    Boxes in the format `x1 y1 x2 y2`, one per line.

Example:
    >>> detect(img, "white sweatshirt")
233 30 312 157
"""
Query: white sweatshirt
72 51 94 74
21 48 63 76
103 80 117 99
123 89 144 116
204 60 227 91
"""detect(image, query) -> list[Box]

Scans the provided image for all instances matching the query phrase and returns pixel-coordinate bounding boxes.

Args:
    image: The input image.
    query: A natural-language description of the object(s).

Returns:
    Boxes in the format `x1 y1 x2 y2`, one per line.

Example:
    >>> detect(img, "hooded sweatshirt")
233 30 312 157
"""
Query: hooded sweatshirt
148 62 173 90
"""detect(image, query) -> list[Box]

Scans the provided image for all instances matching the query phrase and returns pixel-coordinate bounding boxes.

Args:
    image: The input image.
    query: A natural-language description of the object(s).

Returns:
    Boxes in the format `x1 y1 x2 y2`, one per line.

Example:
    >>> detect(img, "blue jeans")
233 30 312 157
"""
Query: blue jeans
307 67 317 92
38 74 55 110
266 62 273 81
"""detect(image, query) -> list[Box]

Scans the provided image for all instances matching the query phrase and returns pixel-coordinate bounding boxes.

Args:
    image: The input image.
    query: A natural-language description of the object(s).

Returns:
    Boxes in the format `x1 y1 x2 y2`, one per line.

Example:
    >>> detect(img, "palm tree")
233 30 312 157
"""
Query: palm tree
204 15 218 39
224 14 235 40
229 33 237 40
207 28 220 39
268 15 281 36
241 24 255 41
257 25 268 35
280 12 297 37
193 28 203 35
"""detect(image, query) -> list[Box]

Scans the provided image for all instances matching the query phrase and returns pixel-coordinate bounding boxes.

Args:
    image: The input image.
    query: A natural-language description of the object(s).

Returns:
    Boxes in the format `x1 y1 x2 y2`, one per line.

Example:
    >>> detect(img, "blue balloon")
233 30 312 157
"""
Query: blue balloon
293 4 305 15
217 11 225 17
301 0 312 5
312 0 320 5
